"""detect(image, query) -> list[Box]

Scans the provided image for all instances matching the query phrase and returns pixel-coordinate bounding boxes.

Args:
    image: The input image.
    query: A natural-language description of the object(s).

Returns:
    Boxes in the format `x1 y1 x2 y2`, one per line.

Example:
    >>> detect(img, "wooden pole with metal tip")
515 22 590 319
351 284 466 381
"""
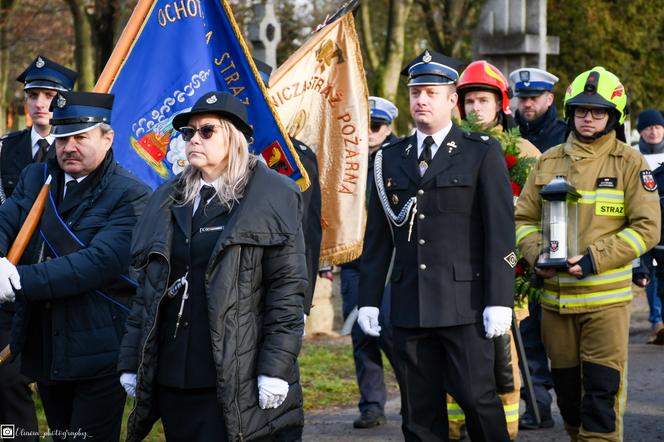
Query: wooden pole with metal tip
0 175 52 365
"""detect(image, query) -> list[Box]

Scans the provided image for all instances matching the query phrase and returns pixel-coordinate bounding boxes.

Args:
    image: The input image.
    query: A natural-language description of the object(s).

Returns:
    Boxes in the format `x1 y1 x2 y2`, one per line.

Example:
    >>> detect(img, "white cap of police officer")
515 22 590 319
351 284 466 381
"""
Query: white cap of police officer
508 67 559 122
368 96 398 153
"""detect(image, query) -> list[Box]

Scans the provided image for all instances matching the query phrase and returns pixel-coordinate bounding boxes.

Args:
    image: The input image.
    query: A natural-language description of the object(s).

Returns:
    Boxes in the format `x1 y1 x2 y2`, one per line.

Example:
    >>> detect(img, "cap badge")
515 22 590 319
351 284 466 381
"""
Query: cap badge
206 94 218 104
446 140 457 154
519 71 530 82
57 95 66 108
36 57 45 68
422 50 432 63
481 135 489 141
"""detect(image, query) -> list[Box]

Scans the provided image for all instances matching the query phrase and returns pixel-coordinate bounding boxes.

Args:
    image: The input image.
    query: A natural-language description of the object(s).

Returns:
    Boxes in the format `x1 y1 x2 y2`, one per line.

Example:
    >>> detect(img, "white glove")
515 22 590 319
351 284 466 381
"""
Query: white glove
120 372 137 397
0 257 20 303
258 375 289 409
483 306 513 338
357 306 381 337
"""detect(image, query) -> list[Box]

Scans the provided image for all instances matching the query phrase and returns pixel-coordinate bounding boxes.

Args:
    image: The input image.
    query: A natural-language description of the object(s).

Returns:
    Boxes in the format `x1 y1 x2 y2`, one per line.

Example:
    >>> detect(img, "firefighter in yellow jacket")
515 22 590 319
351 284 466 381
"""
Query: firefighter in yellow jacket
515 67 660 442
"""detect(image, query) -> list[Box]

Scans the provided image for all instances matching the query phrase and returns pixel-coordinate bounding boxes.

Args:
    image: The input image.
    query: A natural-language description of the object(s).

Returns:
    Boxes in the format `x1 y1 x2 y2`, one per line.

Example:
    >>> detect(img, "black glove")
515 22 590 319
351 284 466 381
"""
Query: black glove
569 254 594 279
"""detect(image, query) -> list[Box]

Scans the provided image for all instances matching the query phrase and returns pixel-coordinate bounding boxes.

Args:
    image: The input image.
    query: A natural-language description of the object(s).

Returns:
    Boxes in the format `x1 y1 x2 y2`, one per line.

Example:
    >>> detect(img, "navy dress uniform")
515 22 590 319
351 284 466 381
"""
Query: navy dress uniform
358 50 516 441
0 55 78 199
509 67 567 153
340 96 399 428
0 91 150 441
0 55 77 442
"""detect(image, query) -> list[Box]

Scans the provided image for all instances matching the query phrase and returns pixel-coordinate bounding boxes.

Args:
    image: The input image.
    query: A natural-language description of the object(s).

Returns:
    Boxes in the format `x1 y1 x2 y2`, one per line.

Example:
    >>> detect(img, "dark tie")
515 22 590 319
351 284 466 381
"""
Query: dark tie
418 136 434 176
62 179 79 203
193 185 216 225
34 139 50 162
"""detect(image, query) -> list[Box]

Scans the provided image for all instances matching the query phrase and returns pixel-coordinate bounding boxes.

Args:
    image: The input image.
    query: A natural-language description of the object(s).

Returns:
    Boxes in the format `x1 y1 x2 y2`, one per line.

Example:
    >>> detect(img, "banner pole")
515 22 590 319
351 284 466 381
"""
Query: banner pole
95 0 156 92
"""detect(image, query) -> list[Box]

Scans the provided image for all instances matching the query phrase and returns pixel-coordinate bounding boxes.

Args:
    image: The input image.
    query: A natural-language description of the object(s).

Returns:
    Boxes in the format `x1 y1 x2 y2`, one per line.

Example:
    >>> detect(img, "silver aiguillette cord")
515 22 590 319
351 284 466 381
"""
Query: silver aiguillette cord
173 273 190 339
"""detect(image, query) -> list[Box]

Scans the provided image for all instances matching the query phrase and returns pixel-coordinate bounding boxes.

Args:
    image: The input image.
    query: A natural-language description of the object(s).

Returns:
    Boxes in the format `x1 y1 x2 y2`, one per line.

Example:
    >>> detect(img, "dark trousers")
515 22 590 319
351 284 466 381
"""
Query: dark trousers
37 375 125 441
520 301 553 418
341 266 396 414
0 315 38 442
156 385 228 442
393 324 509 442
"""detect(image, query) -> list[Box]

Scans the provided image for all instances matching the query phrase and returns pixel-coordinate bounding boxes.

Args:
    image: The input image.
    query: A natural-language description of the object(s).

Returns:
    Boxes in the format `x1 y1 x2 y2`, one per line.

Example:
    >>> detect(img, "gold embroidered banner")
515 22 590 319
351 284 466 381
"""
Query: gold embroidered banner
269 13 369 266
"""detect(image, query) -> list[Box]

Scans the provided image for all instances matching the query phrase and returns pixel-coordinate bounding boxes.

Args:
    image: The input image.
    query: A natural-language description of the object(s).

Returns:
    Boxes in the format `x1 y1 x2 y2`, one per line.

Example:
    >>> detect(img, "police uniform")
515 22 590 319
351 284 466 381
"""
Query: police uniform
358 50 515 442
515 67 661 441
509 68 567 153
0 55 77 442
341 96 399 427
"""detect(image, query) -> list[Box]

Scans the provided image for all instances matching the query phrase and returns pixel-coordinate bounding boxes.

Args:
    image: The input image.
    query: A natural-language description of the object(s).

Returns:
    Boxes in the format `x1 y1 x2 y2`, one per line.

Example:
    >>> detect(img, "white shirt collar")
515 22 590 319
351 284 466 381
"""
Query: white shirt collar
416 121 453 159
30 127 55 158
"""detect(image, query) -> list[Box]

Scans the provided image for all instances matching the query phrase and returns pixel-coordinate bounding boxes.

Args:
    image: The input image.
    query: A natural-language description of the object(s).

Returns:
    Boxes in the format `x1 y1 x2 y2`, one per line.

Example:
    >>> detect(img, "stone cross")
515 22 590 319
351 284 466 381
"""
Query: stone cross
473 0 559 76
248 0 281 70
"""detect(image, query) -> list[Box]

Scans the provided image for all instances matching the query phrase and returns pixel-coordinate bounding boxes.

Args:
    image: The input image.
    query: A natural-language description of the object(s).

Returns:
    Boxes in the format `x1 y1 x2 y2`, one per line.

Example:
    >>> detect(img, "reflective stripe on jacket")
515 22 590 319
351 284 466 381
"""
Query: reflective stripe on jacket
515 131 660 313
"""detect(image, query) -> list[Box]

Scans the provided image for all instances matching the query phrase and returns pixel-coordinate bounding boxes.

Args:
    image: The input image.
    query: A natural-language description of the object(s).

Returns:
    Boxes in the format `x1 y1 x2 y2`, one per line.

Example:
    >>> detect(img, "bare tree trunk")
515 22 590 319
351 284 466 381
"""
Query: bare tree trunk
65 0 95 90
0 0 17 133
378 0 414 102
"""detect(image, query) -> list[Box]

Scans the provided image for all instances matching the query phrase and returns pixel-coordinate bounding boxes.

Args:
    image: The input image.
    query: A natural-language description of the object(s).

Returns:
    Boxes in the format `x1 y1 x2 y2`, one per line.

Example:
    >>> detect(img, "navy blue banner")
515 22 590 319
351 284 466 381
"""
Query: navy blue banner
106 0 306 189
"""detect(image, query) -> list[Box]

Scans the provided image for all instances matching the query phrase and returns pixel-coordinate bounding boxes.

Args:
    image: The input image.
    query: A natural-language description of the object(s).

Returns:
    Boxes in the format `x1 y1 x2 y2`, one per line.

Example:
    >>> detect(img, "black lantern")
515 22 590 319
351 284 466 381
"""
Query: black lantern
537 176 582 269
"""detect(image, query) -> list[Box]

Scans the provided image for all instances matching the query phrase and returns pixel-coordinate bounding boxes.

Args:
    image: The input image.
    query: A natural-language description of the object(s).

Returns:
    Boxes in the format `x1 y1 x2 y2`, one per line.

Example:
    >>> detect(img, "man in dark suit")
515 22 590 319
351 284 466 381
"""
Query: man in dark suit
0 55 78 200
0 55 77 442
0 91 150 440
357 49 516 442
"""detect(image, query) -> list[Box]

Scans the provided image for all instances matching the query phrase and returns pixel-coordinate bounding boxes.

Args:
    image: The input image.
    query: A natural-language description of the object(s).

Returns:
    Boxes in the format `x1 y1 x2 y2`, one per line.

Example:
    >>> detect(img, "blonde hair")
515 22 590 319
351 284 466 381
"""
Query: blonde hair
175 118 257 209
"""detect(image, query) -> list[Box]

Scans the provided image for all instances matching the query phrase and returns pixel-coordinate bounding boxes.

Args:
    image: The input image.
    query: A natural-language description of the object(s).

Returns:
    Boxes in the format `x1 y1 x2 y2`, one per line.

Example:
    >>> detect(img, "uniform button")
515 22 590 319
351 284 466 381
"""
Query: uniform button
418 213 425 220
53 369 59 375
185 265 190 271
185 238 190 244
420 264 427 270
183 321 189 327
67 221 73 226
418 239 425 245
417 189 424 195
452 178 459 184
475 272 481 277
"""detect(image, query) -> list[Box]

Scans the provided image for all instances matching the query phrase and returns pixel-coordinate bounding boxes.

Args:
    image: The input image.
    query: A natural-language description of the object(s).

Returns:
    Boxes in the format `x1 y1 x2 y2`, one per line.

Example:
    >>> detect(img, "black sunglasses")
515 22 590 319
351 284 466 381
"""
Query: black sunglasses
370 123 386 133
179 124 222 141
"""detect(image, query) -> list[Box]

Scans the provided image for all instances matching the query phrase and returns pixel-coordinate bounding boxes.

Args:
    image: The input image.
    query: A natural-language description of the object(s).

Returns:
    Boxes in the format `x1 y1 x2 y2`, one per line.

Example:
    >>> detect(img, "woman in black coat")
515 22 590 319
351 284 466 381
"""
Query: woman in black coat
118 91 308 441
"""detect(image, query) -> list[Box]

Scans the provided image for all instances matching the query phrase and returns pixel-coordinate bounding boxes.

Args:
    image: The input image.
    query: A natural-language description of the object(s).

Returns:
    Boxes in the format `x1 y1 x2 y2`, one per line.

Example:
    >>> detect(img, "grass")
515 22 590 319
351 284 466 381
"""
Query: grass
32 337 396 439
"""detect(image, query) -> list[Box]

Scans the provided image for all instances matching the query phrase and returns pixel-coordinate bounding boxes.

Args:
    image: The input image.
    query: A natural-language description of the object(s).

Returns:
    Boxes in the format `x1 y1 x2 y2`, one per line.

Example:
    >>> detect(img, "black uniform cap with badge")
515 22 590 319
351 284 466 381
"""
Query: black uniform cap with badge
172 91 253 142
16 55 78 92
50 91 114 137
400 49 464 86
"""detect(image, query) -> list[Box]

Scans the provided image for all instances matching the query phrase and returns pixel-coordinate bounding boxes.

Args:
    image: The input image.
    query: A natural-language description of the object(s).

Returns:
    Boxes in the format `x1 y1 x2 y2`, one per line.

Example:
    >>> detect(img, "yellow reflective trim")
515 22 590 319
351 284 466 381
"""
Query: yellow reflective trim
542 287 632 308
503 403 519 422
595 202 625 217
577 189 625 205
447 403 463 411
550 265 632 287
617 228 647 256
516 225 540 244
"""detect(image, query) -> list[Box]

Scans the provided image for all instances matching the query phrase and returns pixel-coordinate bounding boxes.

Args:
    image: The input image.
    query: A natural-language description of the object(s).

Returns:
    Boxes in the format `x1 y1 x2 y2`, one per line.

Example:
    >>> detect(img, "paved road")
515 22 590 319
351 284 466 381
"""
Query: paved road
303 293 664 441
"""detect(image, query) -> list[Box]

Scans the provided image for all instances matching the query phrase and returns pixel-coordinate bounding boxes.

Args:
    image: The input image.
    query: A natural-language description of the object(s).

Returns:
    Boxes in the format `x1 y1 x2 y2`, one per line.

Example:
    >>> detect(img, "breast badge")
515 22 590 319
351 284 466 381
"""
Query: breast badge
391 193 399 205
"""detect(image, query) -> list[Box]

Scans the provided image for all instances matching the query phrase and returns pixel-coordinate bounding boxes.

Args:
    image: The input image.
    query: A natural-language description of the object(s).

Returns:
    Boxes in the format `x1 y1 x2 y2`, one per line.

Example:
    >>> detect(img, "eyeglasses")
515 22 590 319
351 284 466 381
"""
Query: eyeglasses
370 123 386 133
179 124 222 141
573 107 608 119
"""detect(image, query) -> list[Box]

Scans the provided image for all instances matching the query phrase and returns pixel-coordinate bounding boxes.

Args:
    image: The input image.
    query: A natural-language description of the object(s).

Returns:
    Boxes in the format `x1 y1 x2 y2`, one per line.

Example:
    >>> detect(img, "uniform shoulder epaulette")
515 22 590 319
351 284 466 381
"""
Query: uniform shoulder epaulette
462 131 493 144
0 128 28 142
